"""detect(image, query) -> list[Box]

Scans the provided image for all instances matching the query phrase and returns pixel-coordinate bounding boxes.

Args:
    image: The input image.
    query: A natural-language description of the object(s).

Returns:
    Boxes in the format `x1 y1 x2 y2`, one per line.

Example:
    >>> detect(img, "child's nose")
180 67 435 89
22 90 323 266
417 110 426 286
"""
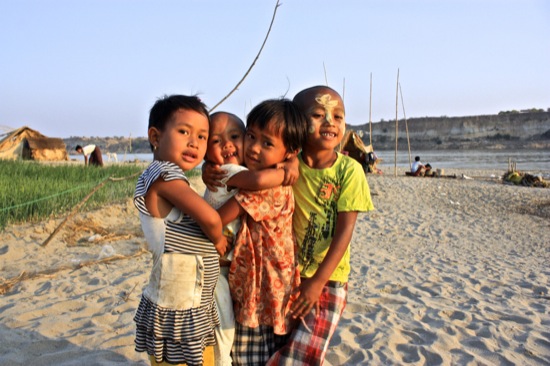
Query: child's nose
324 114 335 126
247 141 260 153
188 135 200 148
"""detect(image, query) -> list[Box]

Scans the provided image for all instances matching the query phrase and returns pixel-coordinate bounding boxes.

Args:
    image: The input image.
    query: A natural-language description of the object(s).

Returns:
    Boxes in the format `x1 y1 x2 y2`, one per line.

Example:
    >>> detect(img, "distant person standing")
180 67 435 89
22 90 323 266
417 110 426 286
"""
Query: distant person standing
75 144 104 167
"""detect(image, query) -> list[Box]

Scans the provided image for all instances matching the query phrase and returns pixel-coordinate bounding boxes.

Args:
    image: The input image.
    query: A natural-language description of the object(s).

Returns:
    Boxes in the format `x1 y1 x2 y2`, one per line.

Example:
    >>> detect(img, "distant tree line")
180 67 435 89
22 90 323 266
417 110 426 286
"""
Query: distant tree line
498 108 549 115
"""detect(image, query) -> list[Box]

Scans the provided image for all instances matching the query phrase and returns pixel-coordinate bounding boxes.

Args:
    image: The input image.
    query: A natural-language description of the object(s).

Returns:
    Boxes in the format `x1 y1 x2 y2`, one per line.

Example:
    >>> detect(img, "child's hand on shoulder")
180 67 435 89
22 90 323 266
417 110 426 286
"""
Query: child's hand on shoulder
202 161 228 192
277 156 299 186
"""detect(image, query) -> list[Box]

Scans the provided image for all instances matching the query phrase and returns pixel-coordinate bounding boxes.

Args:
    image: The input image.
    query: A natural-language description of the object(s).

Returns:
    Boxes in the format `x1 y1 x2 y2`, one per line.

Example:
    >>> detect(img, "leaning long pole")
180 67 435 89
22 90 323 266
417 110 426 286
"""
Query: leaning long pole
394 68 399 177
369 73 373 146
210 0 281 111
342 77 346 102
399 82 412 170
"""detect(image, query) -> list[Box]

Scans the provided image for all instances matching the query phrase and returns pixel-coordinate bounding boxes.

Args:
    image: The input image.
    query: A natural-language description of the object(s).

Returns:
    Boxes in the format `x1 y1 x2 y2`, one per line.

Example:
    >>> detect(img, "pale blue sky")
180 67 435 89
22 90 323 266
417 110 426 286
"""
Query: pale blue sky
1 0 549 138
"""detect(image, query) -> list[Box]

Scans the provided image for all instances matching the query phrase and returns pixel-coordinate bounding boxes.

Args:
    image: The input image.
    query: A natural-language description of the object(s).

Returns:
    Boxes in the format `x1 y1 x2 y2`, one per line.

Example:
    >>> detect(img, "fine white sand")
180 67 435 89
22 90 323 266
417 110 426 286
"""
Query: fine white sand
1 168 549 365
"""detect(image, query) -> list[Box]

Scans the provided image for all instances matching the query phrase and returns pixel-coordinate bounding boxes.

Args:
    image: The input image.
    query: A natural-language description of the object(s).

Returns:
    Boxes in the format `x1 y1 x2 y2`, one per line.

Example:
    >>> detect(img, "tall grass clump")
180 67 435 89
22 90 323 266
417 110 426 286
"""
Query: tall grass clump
0 160 145 231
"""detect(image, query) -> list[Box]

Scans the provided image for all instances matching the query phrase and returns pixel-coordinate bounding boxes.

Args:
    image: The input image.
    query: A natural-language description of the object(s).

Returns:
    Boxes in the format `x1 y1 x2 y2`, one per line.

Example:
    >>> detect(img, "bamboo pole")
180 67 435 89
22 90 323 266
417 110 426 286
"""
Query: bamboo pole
394 68 400 177
399 82 412 170
342 77 346 102
369 73 373 146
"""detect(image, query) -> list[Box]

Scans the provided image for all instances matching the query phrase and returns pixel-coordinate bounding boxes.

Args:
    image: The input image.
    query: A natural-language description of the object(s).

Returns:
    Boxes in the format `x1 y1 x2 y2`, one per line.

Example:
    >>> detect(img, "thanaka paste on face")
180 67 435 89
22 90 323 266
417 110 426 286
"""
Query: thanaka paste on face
307 93 346 134
315 94 339 125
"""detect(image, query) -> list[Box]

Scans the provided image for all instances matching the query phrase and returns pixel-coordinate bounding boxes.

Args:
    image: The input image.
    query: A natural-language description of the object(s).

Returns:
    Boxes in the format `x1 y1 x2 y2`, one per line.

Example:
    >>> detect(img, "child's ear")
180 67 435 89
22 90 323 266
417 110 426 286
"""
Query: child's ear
284 149 298 161
148 127 161 149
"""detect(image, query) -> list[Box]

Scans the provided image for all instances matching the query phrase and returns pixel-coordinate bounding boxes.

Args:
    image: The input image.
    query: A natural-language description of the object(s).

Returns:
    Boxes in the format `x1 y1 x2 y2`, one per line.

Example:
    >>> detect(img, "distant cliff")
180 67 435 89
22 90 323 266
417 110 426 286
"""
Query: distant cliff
63 111 550 153
354 111 550 150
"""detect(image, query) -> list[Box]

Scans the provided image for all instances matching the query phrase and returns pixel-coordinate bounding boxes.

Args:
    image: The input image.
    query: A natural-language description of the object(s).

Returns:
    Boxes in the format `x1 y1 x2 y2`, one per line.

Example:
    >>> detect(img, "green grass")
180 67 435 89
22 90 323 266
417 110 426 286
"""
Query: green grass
0 160 201 231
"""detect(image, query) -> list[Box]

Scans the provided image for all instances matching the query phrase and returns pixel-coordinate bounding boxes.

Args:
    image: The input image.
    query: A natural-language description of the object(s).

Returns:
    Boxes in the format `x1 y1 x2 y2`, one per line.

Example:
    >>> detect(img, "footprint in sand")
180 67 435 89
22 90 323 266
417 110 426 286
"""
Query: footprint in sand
34 281 52 296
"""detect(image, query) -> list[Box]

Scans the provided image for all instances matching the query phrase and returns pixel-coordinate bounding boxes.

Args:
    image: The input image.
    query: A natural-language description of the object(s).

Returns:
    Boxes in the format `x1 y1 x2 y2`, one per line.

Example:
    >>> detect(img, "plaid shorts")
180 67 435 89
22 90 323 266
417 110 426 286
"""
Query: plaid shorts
231 322 291 366
266 281 348 366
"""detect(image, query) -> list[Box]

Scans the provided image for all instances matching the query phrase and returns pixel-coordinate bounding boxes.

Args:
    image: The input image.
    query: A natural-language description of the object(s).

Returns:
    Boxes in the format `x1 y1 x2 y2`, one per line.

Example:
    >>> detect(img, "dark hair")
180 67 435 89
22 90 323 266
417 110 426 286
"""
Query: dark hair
148 95 210 151
75 145 82 151
210 111 245 132
246 99 307 152
415 156 421 161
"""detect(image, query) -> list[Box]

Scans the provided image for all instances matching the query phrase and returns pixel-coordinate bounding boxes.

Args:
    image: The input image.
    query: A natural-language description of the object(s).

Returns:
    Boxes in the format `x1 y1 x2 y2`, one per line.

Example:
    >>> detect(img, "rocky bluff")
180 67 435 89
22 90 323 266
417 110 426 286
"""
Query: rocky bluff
353 111 550 150
64 111 550 154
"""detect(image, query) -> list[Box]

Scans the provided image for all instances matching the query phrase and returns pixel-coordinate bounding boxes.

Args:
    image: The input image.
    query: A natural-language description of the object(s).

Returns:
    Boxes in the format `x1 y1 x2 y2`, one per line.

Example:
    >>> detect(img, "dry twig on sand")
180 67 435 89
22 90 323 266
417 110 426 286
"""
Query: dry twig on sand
41 172 141 247
0 248 148 295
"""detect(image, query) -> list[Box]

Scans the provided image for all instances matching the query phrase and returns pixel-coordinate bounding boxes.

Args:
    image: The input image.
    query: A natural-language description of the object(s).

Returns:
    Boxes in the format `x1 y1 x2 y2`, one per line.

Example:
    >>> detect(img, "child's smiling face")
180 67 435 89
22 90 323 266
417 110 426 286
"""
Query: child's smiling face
299 88 346 151
206 113 245 166
151 108 209 171
243 119 289 171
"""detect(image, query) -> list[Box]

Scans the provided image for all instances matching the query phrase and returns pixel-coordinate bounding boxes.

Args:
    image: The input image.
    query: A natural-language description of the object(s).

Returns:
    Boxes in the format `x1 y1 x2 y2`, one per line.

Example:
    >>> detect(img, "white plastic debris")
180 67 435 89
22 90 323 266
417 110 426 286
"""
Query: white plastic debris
98 245 115 259
88 234 102 242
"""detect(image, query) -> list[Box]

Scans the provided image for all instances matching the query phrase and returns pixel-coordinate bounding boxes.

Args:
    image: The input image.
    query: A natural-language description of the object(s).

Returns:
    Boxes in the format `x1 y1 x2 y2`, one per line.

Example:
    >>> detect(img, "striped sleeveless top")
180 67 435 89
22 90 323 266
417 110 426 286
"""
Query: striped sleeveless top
133 160 220 365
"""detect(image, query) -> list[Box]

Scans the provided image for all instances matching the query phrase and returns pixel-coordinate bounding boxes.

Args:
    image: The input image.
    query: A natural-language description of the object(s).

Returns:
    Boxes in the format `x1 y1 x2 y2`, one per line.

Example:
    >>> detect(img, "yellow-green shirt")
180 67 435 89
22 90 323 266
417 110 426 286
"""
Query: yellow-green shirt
293 152 374 282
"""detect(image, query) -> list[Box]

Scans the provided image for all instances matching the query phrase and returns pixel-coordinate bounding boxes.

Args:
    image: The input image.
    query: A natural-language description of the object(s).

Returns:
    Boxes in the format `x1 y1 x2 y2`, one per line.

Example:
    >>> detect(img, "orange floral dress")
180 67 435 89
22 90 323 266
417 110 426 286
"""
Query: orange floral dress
228 185 300 335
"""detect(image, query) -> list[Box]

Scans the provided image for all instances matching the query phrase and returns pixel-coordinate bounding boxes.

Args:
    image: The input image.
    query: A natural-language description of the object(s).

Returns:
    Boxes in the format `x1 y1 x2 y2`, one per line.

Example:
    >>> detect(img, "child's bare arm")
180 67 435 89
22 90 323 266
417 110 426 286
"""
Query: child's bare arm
217 197 245 226
226 169 286 191
152 179 227 255
227 156 299 190
291 211 358 318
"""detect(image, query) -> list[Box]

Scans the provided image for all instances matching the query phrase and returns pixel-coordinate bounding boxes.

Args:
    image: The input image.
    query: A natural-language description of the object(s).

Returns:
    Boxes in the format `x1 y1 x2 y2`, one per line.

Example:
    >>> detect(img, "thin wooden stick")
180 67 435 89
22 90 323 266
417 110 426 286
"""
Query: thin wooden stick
41 178 110 247
122 282 139 302
369 73 373 146
394 68 400 177
342 77 346 102
399 82 412 170
210 0 282 112
40 172 141 247
0 248 148 295
323 62 329 86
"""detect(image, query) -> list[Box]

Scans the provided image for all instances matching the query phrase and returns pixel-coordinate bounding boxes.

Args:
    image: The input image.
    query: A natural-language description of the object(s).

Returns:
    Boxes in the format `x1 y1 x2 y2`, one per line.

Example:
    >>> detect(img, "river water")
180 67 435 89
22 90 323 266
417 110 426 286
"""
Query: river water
375 149 550 172
70 149 550 173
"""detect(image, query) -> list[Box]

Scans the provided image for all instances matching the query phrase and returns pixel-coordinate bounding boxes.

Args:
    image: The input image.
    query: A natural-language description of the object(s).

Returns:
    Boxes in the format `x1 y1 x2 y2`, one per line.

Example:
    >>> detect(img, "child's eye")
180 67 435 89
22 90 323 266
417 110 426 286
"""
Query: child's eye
231 134 241 140
211 138 220 144
245 132 254 140
199 134 208 140
311 113 324 119
179 129 189 135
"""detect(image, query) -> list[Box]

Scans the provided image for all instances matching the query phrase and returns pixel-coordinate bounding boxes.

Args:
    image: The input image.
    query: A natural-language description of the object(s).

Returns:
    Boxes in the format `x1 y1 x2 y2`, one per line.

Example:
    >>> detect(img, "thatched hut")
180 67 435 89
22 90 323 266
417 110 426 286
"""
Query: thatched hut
0 126 69 161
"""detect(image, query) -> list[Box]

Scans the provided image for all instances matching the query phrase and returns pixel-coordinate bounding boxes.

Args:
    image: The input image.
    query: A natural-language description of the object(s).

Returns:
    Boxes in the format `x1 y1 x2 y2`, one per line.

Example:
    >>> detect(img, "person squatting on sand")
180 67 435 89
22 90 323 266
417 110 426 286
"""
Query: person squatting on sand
202 111 300 366
267 86 375 365
133 95 227 366
209 99 308 365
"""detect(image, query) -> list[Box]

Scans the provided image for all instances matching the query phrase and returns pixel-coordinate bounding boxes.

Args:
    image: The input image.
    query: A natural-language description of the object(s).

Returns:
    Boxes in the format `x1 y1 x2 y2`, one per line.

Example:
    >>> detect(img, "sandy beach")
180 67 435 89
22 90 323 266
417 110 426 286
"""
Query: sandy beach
1 168 549 365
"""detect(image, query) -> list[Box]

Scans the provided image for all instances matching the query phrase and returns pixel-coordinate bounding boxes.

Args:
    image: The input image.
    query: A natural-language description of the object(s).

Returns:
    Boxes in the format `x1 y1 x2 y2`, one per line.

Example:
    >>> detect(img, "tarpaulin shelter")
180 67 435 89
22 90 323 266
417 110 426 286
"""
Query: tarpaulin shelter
0 126 69 161
339 130 381 173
